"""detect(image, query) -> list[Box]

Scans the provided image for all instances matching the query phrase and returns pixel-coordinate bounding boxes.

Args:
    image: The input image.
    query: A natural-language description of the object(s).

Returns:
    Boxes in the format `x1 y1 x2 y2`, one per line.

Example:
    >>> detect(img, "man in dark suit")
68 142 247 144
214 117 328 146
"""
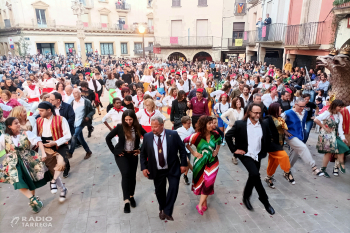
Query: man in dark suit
49 92 75 178
140 116 187 221
225 103 275 215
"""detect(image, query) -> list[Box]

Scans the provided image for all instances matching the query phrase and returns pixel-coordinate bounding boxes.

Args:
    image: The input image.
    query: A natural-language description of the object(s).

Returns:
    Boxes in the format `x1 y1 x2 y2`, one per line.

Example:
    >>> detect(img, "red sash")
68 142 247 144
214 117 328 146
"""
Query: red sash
167 107 171 115
144 109 155 124
142 125 152 133
42 87 54 93
114 107 124 113
341 108 350 134
28 97 39 103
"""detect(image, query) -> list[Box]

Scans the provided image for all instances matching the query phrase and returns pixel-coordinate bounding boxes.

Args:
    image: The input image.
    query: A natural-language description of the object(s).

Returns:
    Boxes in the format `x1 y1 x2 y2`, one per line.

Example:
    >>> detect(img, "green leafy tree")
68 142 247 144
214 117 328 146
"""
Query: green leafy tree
16 35 30 57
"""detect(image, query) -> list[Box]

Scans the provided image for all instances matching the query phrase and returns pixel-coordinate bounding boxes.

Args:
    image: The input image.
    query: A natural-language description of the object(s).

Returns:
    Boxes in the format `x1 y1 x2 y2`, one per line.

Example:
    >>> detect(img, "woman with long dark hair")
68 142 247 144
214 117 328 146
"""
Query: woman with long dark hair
170 90 188 130
105 110 147 213
263 103 295 189
1 79 24 98
315 99 350 177
0 117 51 213
184 116 222 215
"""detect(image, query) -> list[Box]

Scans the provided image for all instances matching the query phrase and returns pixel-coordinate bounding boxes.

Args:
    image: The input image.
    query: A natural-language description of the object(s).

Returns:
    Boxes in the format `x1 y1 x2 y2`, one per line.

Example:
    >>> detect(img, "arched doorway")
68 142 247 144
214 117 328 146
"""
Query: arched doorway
193 52 212 61
168 52 187 61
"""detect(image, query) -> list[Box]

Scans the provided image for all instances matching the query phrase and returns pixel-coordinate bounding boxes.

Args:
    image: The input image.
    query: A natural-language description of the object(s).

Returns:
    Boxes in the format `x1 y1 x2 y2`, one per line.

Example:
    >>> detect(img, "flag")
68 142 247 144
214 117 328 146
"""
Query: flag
170 37 178 44
237 3 244 14
244 31 247 40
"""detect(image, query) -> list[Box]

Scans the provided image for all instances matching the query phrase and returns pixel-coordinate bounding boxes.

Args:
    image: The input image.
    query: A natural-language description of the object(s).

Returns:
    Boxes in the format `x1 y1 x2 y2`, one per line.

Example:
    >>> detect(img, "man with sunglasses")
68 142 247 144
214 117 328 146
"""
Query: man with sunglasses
282 97 324 176
225 103 275 215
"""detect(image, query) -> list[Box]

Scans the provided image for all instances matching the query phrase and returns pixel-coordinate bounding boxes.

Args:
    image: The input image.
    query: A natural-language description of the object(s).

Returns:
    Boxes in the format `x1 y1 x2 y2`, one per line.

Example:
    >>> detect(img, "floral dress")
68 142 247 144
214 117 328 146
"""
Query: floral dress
184 131 221 195
316 112 350 155
0 131 52 190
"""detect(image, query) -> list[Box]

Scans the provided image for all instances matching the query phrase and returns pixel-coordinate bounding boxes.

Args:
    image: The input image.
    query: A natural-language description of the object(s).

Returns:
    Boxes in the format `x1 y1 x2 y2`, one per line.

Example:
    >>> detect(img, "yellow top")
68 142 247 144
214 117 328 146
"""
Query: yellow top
284 63 292 72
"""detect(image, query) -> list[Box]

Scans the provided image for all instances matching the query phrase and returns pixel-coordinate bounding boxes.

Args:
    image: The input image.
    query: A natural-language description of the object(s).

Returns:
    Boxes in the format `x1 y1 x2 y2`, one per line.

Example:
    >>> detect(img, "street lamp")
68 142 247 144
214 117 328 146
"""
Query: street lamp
138 25 146 58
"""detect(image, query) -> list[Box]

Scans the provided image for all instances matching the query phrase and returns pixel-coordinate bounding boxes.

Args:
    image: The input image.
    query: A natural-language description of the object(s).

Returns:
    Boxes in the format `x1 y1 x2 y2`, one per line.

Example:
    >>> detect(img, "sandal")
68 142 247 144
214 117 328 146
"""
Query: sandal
29 196 43 214
339 163 346 174
312 166 324 176
321 167 330 178
333 166 339 176
50 180 58 194
264 175 276 189
283 171 296 184
59 188 68 203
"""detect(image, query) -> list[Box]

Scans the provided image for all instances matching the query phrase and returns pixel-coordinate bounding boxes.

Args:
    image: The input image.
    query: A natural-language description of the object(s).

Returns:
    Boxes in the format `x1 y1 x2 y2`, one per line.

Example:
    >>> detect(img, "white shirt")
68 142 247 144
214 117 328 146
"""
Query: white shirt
0 131 41 151
24 86 40 99
72 97 85 127
240 93 251 107
64 94 74 104
162 95 176 107
0 103 12 111
141 75 153 83
182 79 191 93
153 130 168 169
32 115 71 146
87 78 101 92
132 95 144 108
316 111 345 140
136 109 166 126
40 78 56 88
210 90 225 102
214 102 230 114
245 118 263 161
177 83 184 91
102 107 127 126
176 126 195 153
261 93 278 108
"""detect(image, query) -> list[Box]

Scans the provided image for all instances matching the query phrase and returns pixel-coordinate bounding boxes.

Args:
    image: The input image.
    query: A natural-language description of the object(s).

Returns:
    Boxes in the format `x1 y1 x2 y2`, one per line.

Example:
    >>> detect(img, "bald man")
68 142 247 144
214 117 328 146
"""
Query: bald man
64 85 74 104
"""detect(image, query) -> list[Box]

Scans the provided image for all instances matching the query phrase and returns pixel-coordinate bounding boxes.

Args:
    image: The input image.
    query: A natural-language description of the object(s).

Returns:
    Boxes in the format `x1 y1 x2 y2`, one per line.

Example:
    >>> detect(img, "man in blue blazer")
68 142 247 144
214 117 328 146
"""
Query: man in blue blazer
140 116 187 221
49 92 75 178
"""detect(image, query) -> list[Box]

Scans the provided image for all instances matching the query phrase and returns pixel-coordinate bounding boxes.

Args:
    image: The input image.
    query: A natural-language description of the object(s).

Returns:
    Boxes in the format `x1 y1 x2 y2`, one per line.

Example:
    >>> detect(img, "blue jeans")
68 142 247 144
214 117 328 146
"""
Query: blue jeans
303 120 314 143
69 125 91 154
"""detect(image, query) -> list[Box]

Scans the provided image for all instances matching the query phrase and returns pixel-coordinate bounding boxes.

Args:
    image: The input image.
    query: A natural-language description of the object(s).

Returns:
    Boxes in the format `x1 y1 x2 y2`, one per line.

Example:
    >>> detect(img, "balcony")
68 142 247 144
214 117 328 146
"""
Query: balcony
154 36 213 48
227 38 246 49
242 23 286 45
333 1 350 15
148 26 154 33
284 21 331 48
115 2 131 12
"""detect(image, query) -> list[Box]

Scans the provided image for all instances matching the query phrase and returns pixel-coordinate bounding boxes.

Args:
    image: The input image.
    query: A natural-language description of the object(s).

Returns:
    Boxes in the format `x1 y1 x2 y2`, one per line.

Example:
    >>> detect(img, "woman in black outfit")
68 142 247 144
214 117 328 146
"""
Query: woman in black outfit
105 110 147 214
170 90 188 130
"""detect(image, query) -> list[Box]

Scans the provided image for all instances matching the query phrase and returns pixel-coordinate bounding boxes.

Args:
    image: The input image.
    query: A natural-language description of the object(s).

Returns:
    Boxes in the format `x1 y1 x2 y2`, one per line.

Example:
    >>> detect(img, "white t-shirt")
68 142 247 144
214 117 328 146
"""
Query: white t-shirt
102 107 127 126
261 93 278 108
214 102 230 114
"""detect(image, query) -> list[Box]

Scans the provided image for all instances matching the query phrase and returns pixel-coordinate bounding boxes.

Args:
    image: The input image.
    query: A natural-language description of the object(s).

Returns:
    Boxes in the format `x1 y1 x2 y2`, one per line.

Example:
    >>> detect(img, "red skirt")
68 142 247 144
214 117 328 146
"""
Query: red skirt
167 107 171 115
142 125 152 133
42 88 54 93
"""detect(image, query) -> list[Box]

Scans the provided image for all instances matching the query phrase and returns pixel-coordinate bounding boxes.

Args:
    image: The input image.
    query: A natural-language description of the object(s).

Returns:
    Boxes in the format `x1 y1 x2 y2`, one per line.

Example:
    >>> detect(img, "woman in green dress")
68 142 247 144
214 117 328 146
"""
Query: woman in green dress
315 100 350 177
0 117 51 213
184 116 221 215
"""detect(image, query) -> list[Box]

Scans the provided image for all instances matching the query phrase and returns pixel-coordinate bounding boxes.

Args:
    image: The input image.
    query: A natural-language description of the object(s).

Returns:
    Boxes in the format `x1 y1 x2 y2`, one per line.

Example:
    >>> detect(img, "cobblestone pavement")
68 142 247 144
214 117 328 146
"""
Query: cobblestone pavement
1 95 350 233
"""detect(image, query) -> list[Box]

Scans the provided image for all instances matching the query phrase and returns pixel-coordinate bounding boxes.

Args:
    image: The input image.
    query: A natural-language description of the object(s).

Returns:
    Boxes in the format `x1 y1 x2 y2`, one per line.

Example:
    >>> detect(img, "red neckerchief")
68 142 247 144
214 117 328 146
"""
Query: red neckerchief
144 109 155 124
114 107 124 113
137 95 144 104
173 95 177 99
28 85 36 91
119 88 122 90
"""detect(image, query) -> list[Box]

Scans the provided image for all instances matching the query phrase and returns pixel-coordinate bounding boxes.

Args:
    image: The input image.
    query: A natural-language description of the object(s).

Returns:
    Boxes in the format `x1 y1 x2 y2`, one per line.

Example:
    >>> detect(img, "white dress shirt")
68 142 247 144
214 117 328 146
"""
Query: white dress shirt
245 118 263 161
176 126 195 153
72 97 85 127
182 79 191 93
64 94 74 104
102 107 127 126
261 93 278 108
153 130 168 169
32 115 72 146
87 78 101 92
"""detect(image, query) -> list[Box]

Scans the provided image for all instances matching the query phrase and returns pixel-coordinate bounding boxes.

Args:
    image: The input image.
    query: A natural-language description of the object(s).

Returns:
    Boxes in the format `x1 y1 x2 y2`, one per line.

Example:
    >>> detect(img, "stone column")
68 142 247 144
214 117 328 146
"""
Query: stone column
258 46 266 63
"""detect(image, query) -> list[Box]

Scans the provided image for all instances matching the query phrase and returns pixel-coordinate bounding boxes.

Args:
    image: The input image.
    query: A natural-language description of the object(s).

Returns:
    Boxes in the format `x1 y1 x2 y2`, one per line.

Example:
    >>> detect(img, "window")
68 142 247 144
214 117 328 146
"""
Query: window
148 0 153 7
134 43 142 54
79 0 86 5
148 42 153 47
35 9 46 25
82 14 89 27
172 0 181 7
85 43 93 53
65 43 75 54
101 15 108 28
121 43 128 54
100 43 113 55
232 22 245 46
198 0 207 6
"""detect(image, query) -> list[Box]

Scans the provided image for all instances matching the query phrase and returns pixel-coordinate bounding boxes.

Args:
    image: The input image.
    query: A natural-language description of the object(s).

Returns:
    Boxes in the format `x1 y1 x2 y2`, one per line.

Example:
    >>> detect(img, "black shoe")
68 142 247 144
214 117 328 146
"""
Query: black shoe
264 205 275 215
124 203 131 213
242 197 253 211
129 197 136 208
63 170 69 178
183 174 190 185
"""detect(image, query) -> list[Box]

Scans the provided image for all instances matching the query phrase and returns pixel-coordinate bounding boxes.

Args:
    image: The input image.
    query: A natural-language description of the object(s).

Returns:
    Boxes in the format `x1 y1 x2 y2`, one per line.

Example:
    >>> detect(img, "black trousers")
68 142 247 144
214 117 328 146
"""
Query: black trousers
114 152 138 200
237 155 269 206
153 169 180 216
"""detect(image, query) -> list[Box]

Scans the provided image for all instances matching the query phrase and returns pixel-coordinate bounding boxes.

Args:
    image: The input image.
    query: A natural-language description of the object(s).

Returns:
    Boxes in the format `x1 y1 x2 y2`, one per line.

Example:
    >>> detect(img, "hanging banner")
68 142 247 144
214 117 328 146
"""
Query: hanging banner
244 31 247 40
235 39 243 46
262 26 267 38
8 37 14 49
170 37 178 44
153 47 161 54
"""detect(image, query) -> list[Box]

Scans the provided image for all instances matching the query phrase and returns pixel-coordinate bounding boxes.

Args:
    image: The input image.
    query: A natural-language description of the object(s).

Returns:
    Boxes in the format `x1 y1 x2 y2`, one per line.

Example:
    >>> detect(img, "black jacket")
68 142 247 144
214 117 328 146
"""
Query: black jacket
106 124 147 156
263 116 284 152
225 119 271 160
71 97 95 126
170 99 188 122
59 102 75 136
140 130 187 179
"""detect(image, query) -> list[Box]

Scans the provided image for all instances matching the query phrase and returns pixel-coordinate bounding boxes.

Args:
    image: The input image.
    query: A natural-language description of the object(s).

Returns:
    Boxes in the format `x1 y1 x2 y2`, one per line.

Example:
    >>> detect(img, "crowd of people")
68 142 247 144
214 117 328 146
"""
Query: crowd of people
0 50 349 221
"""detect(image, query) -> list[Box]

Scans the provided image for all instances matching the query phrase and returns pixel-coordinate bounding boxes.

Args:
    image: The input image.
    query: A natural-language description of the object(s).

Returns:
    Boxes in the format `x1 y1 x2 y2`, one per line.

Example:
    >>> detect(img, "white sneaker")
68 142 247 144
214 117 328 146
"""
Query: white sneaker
232 157 238 165
50 182 57 194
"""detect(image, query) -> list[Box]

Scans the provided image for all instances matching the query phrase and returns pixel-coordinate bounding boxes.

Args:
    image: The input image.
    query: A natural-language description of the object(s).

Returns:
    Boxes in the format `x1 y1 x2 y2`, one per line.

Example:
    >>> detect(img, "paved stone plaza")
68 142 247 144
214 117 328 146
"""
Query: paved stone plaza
1 97 350 233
